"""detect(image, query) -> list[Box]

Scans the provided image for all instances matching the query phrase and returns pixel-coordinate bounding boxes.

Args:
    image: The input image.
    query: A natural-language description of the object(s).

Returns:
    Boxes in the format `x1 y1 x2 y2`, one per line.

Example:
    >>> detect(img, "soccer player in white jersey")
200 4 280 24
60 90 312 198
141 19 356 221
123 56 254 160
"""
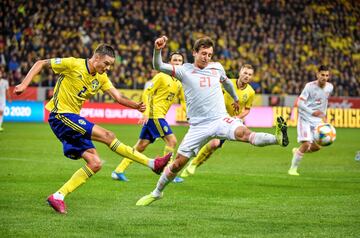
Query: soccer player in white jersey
136 36 289 206
288 65 334 176
0 69 11 131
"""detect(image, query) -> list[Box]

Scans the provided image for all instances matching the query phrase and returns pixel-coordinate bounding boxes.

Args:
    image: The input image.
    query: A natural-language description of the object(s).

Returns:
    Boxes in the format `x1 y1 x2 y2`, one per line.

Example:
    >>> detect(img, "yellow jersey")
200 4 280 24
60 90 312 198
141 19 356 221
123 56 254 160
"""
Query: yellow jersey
223 78 255 117
45 57 114 114
143 72 186 118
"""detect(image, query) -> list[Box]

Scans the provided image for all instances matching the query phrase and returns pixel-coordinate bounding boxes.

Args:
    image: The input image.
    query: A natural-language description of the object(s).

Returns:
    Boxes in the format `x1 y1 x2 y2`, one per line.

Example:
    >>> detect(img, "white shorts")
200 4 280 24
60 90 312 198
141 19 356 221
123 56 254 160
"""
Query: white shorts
297 118 320 143
177 116 244 158
0 100 5 111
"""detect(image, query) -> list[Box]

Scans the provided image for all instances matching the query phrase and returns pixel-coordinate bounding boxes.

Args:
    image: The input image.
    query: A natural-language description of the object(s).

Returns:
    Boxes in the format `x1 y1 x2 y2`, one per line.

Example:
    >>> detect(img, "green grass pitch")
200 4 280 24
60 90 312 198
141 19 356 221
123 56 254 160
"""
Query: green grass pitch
0 123 359 237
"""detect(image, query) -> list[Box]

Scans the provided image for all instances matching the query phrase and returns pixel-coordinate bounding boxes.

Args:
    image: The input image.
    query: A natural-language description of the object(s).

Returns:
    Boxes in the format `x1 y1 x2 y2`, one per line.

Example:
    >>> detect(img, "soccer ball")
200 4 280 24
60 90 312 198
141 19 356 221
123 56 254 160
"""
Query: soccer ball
314 123 336 146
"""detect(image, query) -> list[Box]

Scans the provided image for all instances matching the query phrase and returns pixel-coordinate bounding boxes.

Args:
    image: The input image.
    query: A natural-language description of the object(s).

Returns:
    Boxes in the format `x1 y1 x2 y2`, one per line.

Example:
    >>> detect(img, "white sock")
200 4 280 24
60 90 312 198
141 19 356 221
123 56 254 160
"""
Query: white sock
249 132 277 146
290 149 304 169
0 115 3 128
148 159 154 169
53 191 65 201
151 166 176 197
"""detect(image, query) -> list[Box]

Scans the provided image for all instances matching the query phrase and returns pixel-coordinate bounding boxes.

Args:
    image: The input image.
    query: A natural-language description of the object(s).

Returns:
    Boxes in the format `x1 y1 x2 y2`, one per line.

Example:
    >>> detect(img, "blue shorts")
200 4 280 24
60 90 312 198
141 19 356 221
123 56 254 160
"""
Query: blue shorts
139 118 173 143
48 112 95 159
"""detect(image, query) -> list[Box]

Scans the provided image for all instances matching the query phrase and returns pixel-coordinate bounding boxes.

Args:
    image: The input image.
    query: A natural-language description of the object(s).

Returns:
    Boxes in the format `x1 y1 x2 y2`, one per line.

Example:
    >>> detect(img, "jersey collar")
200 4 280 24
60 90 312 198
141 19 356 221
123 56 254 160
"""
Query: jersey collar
85 59 96 76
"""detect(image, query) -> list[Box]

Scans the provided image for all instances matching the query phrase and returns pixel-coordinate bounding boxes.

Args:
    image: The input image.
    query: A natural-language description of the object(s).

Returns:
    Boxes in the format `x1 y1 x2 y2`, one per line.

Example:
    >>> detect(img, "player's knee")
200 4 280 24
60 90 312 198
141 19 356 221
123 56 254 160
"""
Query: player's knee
87 158 102 172
136 144 146 152
300 142 312 153
311 144 321 152
209 139 220 149
135 141 149 152
235 127 249 141
103 130 116 143
167 138 177 148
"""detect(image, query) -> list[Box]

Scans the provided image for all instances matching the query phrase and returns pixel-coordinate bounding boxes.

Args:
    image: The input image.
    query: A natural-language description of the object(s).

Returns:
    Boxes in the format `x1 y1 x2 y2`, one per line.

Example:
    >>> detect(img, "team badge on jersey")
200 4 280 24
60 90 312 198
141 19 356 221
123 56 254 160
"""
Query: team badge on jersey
163 126 169 133
91 79 99 90
78 119 86 125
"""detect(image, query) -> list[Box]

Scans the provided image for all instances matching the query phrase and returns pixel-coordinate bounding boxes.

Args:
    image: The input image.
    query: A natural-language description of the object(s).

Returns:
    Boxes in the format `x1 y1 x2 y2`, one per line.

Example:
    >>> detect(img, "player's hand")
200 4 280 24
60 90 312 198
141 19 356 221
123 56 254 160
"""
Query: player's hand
14 83 27 95
312 110 325 118
154 36 168 50
232 100 240 113
136 102 146 113
138 115 149 125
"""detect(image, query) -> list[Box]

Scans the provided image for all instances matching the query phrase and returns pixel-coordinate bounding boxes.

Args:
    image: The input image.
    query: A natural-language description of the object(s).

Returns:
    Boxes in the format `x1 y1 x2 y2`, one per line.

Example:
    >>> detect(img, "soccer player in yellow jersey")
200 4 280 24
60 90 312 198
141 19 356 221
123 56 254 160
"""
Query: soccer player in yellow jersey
112 52 186 182
181 64 256 177
13 44 171 214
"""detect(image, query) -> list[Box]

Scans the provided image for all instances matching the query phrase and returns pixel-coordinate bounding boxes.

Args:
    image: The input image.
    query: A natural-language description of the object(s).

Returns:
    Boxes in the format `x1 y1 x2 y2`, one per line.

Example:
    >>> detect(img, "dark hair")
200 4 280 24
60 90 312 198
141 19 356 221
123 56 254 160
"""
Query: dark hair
94 44 115 58
169 51 184 63
193 37 214 52
318 65 329 72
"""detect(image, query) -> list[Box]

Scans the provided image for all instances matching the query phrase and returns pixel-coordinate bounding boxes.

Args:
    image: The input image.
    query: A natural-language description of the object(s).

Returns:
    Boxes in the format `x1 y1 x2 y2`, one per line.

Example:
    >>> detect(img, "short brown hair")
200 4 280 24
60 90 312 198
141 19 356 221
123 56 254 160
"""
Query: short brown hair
193 37 214 52
94 44 115 58
241 64 254 71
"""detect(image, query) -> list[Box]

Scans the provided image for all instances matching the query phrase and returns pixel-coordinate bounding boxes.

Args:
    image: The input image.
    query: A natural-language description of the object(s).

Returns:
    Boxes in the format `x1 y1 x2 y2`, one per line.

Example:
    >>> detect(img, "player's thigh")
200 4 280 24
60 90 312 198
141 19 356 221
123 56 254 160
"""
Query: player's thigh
177 124 212 158
0 100 5 113
216 116 245 140
297 119 314 143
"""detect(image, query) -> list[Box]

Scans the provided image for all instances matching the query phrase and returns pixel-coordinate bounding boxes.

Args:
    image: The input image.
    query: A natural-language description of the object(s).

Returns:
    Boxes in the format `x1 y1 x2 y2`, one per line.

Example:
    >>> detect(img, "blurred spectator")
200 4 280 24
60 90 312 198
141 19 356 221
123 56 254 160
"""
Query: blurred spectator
2 0 359 96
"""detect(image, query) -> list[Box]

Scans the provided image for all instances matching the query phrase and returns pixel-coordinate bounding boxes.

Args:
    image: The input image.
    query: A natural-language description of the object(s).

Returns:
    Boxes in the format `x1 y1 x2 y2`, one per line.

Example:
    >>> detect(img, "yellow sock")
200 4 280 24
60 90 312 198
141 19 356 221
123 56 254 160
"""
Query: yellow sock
115 158 133 173
164 145 175 163
109 139 149 167
58 165 94 197
192 143 215 167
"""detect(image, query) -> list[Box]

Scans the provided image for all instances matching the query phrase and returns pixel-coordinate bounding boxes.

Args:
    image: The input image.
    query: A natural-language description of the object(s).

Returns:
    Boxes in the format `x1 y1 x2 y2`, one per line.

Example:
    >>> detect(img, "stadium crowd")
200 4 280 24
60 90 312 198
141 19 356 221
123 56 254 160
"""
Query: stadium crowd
2 0 359 96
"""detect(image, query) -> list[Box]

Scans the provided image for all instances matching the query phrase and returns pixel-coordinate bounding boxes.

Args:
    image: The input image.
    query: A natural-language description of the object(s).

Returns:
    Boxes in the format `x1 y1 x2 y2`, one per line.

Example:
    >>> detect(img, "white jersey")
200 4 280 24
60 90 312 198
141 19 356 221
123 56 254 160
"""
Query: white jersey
0 78 9 104
298 81 333 123
172 62 229 124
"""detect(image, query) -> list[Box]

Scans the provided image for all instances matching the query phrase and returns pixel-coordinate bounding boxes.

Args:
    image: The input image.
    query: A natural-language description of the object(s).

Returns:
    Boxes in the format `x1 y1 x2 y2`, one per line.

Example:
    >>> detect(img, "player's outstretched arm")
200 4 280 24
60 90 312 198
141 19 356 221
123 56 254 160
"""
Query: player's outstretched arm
14 59 50 95
106 88 146 112
152 36 183 79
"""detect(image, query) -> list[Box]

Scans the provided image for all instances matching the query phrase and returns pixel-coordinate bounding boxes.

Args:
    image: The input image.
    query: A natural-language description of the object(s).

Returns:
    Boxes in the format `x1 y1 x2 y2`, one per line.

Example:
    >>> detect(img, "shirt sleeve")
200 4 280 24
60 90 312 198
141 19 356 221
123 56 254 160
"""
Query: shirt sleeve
222 78 239 101
153 49 185 80
50 57 74 74
218 63 228 83
299 83 310 101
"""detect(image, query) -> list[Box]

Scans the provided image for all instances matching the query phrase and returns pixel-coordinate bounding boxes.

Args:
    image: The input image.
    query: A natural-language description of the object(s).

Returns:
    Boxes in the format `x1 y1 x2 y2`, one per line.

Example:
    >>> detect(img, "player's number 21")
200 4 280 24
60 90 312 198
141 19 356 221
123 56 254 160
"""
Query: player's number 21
199 76 211 87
